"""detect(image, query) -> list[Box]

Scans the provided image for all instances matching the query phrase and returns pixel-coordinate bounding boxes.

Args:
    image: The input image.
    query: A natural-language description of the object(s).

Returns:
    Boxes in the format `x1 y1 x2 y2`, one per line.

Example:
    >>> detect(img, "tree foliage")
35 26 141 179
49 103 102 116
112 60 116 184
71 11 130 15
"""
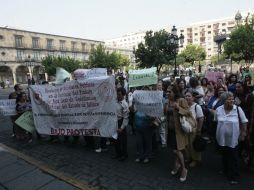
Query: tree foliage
224 13 254 63
179 44 206 65
134 30 177 73
42 56 81 76
88 44 129 70
210 54 226 65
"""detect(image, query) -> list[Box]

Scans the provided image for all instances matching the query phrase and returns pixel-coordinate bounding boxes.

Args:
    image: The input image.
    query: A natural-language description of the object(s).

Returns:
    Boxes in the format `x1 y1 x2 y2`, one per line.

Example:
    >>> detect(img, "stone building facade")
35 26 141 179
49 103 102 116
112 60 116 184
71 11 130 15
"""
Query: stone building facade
0 26 103 85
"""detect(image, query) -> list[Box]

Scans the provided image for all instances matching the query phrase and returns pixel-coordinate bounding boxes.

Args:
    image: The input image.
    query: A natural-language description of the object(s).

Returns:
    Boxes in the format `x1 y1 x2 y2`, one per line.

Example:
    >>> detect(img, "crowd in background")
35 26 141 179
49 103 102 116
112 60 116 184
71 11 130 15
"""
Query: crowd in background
7 70 254 185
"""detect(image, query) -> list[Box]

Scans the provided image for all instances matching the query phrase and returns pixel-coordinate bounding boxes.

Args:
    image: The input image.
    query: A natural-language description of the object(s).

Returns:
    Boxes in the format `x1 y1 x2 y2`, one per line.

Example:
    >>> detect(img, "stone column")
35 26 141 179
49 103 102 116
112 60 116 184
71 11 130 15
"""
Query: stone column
45 72 48 81
12 72 17 85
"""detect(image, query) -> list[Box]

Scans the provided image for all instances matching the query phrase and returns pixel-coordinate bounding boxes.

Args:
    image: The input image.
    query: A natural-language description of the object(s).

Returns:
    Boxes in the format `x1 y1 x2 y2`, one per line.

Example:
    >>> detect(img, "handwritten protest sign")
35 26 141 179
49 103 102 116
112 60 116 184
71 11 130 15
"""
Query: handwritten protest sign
0 99 16 116
205 71 224 82
73 68 107 80
29 76 117 137
129 67 158 87
55 67 72 84
133 90 163 117
15 111 35 133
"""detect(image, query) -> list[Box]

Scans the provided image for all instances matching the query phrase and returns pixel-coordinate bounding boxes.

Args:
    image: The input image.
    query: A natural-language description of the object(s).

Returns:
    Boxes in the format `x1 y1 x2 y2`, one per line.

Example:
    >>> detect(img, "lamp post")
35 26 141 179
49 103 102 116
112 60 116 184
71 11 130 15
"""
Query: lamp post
24 55 35 82
235 11 242 26
214 33 229 64
167 26 184 77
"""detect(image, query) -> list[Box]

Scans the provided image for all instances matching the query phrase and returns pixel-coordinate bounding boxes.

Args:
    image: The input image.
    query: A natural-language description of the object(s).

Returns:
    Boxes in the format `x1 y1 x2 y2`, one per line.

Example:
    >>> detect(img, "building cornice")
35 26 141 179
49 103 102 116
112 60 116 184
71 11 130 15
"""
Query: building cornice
0 26 104 43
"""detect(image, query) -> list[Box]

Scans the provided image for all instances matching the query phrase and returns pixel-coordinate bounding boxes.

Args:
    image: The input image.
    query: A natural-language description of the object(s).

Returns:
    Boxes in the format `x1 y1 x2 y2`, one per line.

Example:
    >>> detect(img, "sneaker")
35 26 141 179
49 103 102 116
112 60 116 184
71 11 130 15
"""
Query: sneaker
135 158 141 163
95 148 102 153
143 158 149 163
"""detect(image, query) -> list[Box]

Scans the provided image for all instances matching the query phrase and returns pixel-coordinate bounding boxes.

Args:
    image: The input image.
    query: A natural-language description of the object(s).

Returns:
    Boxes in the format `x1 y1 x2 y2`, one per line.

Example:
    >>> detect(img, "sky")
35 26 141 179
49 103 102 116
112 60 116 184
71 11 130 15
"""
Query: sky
0 0 254 41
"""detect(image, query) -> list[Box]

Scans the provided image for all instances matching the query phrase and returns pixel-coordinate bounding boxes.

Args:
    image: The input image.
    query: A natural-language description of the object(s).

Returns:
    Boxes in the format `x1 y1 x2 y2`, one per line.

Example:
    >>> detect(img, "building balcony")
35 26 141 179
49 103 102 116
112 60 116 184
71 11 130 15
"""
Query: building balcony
59 47 69 51
32 45 43 49
14 43 28 49
16 57 24 62
47 46 57 51
71 47 80 52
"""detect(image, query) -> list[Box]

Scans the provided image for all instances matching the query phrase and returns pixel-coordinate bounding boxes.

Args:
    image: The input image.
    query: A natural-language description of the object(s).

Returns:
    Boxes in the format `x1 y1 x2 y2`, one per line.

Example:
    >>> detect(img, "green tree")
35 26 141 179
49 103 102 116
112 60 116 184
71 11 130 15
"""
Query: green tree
42 56 81 76
210 54 226 65
180 44 206 66
134 30 176 74
224 13 254 64
88 44 129 70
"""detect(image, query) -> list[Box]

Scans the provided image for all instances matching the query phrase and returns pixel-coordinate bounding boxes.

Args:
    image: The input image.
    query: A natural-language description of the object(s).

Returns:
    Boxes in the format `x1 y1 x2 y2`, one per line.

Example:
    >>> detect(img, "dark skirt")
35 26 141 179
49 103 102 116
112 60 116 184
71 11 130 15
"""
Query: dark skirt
167 129 177 150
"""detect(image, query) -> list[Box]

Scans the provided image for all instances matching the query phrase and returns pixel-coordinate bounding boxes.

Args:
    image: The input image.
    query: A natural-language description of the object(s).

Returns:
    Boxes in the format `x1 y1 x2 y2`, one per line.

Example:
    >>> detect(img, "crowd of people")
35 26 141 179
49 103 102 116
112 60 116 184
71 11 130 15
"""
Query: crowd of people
7 71 254 185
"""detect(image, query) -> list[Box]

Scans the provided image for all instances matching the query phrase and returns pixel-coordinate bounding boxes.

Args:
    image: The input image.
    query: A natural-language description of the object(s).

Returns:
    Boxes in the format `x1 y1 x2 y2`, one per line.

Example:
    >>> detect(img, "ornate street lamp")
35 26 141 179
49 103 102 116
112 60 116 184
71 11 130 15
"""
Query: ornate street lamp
235 11 242 26
167 26 184 77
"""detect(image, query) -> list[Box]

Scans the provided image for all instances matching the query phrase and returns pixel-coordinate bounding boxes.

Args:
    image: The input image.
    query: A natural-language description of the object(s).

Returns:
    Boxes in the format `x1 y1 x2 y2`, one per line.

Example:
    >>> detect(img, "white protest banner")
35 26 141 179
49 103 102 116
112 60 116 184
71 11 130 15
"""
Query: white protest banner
15 111 35 133
73 68 107 80
0 99 16 116
55 67 71 84
133 90 163 117
129 67 158 87
205 71 224 82
29 76 117 137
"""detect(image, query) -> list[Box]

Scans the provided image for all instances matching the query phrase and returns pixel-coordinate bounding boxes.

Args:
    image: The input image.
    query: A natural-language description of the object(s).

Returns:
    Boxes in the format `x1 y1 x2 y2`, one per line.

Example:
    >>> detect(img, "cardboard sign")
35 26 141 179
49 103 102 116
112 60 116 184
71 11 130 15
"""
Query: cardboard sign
29 76 117 137
0 99 16 116
129 67 158 87
205 71 224 82
15 111 35 133
133 90 163 117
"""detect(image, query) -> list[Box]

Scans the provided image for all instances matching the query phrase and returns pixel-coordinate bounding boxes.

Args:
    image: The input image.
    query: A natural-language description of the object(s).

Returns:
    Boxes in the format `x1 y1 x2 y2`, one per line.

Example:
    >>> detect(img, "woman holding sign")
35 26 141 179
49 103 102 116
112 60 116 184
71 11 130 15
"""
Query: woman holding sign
16 92 32 142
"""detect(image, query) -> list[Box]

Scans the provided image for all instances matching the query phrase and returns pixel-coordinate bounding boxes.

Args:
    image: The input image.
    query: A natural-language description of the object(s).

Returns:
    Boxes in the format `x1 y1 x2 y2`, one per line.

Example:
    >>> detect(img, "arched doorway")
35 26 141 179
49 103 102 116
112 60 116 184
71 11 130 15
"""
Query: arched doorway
16 65 29 84
0 65 13 84
33 66 45 82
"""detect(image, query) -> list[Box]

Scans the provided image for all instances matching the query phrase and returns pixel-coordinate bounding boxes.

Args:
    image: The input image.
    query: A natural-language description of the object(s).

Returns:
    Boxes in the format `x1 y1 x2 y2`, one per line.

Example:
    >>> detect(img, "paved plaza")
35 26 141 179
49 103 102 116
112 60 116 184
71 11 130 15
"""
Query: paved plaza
0 88 254 190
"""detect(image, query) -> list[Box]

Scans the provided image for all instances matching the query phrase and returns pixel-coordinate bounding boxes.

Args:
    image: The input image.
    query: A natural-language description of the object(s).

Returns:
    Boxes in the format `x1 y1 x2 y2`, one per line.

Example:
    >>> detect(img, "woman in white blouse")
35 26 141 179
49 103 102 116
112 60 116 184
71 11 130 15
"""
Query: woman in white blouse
215 91 248 184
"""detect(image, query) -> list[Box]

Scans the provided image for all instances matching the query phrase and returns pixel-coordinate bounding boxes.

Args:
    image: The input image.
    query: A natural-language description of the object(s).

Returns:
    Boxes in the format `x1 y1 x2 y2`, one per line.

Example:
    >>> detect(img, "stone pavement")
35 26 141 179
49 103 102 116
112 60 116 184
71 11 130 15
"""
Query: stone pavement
1 88 254 190
0 144 79 190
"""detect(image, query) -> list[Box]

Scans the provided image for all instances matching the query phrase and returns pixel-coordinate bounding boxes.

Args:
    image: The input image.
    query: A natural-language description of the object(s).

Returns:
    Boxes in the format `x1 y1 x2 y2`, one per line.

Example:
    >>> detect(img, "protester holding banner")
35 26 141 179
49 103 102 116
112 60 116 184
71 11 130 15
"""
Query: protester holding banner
134 86 155 164
113 87 129 161
165 85 188 182
15 92 32 142
9 84 23 137
157 81 167 148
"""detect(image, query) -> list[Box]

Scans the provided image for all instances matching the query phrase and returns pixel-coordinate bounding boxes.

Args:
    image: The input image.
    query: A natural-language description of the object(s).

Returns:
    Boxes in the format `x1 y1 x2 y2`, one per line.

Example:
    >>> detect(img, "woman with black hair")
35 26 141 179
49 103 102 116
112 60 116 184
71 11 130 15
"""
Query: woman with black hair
244 75 254 93
227 74 237 94
201 77 209 94
177 79 187 98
